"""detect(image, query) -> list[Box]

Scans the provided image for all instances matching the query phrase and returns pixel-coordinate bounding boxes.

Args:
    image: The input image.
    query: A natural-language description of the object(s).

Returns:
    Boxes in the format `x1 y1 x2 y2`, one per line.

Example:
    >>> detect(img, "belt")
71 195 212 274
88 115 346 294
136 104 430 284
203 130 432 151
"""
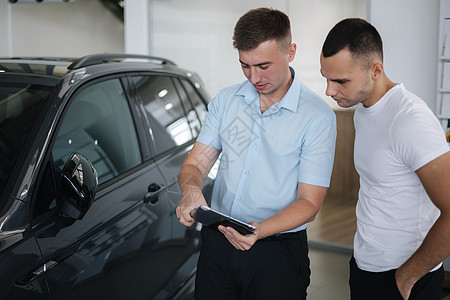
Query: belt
260 229 306 241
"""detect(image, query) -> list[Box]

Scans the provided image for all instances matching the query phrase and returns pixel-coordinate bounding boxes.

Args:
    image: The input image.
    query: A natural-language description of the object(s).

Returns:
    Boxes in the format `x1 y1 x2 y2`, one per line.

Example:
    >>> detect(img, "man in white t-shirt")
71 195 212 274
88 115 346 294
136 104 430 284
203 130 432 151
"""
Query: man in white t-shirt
320 18 450 299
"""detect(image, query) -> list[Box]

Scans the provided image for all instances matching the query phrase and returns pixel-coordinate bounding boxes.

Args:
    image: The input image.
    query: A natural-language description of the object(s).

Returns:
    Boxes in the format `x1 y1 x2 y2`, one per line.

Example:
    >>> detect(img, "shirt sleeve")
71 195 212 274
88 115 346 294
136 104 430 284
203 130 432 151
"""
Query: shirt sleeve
196 94 223 150
391 105 449 171
298 112 337 187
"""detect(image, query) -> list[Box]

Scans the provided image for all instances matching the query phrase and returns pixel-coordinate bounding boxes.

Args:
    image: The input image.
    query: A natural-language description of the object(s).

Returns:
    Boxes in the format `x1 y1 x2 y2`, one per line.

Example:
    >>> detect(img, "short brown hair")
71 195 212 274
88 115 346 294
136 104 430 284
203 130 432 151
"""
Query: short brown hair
233 7 291 51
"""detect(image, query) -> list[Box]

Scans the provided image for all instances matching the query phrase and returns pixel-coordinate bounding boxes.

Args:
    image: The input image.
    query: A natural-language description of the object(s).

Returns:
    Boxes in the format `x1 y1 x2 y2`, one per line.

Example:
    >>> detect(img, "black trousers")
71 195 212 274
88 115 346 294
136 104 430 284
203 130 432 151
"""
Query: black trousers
195 227 311 300
350 256 444 300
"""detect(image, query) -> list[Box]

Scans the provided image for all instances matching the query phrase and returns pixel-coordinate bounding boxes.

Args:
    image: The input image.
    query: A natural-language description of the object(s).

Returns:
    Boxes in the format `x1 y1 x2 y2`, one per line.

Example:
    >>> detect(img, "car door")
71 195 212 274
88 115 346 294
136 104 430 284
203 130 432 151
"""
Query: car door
129 74 215 286
0 81 54 299
31 76 179 299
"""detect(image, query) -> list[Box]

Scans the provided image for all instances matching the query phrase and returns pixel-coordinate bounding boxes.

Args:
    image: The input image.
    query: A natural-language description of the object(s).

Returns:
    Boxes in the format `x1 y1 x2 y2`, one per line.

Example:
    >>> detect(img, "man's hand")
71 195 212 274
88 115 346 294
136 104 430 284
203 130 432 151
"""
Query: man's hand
395 269 414 299
176 188 207 227
216 182 328 251
218 222 260 251
393 151 450 300
177 142 221 227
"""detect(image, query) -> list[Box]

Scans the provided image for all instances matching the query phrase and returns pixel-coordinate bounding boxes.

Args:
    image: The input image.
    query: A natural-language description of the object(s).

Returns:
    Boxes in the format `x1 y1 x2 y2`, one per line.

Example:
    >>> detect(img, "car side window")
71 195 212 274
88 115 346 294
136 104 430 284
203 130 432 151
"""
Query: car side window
179 78 207 127
131 75 202 155
52 78 142 185
175 78 208 136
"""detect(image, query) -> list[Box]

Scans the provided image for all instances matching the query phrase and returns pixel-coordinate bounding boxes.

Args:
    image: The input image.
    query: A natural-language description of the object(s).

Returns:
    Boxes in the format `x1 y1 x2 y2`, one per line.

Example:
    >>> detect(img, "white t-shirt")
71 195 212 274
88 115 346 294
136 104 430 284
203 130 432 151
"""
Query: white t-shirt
353 84 449 272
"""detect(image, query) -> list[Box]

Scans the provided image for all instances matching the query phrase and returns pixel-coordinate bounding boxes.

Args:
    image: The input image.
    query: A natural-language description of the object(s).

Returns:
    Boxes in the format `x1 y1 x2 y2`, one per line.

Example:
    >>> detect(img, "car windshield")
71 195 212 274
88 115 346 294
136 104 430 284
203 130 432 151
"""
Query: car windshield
0 83 52 196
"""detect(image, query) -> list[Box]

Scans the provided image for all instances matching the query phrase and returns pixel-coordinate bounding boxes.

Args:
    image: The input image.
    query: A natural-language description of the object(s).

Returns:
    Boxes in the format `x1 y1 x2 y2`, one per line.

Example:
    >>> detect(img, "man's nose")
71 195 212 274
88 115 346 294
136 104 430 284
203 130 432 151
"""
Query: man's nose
325 81 337 97
248 67 261 84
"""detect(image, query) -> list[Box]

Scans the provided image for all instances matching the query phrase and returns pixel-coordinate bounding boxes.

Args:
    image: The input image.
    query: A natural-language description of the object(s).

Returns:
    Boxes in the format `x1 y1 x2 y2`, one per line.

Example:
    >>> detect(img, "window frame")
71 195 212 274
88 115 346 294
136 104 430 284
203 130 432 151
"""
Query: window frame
126 72 208 159
0 81 58 210
31 74 154 217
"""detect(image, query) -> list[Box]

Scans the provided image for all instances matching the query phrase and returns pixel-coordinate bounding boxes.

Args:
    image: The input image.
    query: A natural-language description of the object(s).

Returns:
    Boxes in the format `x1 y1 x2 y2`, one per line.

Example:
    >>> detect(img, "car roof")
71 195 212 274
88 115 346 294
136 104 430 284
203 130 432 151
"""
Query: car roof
0 53 209 97
0 57 72 78
0 53 209 108
0 53 183 79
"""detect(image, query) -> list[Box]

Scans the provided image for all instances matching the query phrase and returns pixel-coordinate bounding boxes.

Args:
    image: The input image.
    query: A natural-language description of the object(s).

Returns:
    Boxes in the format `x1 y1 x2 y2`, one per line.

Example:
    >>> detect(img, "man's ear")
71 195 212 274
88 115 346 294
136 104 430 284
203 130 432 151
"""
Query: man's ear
288 43 297 62
371 62 384 80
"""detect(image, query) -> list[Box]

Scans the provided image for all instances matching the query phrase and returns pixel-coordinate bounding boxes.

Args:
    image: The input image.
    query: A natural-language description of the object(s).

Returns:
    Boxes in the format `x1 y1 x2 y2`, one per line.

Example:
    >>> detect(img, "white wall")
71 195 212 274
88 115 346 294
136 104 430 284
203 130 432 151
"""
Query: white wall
0 0 441 112
0 0 124 57
149 0 367 106
125 0 151 54
0 3 13 56
368 0 440 112
1 0 366 108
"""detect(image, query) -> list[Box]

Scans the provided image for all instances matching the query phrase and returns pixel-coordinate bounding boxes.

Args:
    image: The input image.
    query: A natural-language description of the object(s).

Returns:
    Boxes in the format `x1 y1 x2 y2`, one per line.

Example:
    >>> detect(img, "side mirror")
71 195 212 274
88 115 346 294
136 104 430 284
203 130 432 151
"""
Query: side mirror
59 153 98 220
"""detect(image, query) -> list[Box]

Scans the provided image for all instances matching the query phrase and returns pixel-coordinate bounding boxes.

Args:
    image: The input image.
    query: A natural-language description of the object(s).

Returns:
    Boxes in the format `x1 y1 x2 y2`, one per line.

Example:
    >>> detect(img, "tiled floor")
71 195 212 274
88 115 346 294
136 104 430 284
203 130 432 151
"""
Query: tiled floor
308 246 450 299
308 246 351 299
307 199 357 249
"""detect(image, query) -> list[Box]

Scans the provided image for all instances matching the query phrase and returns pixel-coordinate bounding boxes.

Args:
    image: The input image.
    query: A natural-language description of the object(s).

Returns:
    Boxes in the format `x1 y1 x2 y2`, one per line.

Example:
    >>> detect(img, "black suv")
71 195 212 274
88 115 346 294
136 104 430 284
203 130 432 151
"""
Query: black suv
0 54 214 299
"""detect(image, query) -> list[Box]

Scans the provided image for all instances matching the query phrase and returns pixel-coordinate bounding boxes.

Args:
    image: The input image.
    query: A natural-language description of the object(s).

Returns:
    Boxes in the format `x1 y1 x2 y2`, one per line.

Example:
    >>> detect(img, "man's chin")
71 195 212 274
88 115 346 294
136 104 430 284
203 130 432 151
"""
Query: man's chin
335 99 356 108
257 90 271 96
335 99 347 107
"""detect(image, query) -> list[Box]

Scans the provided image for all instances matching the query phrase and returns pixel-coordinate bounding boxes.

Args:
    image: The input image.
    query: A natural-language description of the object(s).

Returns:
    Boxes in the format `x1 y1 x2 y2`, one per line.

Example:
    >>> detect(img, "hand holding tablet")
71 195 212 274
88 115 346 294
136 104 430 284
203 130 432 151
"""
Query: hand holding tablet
191 205 256 235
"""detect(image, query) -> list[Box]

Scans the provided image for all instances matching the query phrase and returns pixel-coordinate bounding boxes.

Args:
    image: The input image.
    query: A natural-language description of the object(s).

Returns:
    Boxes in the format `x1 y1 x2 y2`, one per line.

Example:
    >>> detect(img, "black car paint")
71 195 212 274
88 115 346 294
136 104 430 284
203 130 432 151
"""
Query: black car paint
0 56 213 299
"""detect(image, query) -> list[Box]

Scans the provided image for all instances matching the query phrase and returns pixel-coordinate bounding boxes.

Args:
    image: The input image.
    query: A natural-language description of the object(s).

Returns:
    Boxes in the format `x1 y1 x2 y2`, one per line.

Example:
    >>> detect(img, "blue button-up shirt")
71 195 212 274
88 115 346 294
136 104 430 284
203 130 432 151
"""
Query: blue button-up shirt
197 68 336 232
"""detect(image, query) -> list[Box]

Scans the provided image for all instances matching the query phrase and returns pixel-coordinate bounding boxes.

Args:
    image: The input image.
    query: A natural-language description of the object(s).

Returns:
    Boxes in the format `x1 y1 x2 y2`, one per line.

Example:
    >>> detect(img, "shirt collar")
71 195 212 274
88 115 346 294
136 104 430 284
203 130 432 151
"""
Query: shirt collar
236 67 301 114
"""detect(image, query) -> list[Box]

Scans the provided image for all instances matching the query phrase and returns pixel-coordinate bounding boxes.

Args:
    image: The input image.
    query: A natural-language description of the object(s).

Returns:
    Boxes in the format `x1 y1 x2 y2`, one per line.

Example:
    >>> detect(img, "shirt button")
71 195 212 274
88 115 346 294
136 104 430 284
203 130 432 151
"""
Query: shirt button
245 171 249 175
237 196 241 201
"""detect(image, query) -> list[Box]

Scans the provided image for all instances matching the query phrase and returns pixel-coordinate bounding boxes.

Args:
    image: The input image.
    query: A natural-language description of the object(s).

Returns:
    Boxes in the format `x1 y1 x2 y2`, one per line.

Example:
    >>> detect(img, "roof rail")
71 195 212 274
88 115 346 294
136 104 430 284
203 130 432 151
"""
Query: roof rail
0 57 73 62
68 53 177 69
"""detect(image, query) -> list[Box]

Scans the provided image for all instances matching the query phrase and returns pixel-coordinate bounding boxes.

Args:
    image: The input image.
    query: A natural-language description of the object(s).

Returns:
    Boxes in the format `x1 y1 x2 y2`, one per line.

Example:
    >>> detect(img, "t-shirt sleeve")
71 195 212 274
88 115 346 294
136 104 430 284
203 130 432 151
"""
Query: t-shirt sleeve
391 105 449 171
298 112 337 187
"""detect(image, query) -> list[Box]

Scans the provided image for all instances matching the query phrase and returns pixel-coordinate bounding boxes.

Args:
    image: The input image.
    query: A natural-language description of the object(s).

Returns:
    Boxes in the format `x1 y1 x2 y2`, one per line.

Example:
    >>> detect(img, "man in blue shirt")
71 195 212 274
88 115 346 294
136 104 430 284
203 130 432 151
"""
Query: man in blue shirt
176 7 336 299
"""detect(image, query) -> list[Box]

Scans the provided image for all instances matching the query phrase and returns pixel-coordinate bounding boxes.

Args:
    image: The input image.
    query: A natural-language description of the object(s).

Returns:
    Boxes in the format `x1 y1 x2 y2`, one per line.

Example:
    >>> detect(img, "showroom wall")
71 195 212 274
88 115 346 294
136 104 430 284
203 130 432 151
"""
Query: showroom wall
368 0 440 113
147 0 440 110
0 0 124 58
147 0 367 107
0 0 366 109
0 0 441 112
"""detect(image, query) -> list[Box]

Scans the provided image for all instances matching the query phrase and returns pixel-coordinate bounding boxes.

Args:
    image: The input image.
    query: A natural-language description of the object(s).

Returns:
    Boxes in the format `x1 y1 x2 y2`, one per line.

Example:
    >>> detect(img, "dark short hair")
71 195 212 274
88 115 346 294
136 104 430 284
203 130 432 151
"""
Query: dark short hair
233 7 291 51
322 18 383 69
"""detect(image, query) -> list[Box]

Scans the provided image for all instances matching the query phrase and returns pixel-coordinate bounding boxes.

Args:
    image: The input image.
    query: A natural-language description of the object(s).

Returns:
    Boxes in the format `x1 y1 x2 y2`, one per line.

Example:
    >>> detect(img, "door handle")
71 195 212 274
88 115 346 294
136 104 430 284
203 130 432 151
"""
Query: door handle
144 183 166 204
16 260 58 287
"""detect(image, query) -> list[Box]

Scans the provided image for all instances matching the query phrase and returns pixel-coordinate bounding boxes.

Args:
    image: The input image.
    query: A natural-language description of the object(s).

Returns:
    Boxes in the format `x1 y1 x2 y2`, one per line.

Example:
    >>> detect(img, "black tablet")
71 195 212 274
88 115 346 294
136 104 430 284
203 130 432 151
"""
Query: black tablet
192 205 256 235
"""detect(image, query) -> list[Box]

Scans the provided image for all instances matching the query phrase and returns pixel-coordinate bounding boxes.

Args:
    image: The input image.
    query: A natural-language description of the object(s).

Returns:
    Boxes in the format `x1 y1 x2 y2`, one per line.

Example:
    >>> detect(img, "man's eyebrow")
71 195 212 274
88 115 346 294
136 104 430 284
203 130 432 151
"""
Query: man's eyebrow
331 78 349 84
239 60 271 67
320 69 349 84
